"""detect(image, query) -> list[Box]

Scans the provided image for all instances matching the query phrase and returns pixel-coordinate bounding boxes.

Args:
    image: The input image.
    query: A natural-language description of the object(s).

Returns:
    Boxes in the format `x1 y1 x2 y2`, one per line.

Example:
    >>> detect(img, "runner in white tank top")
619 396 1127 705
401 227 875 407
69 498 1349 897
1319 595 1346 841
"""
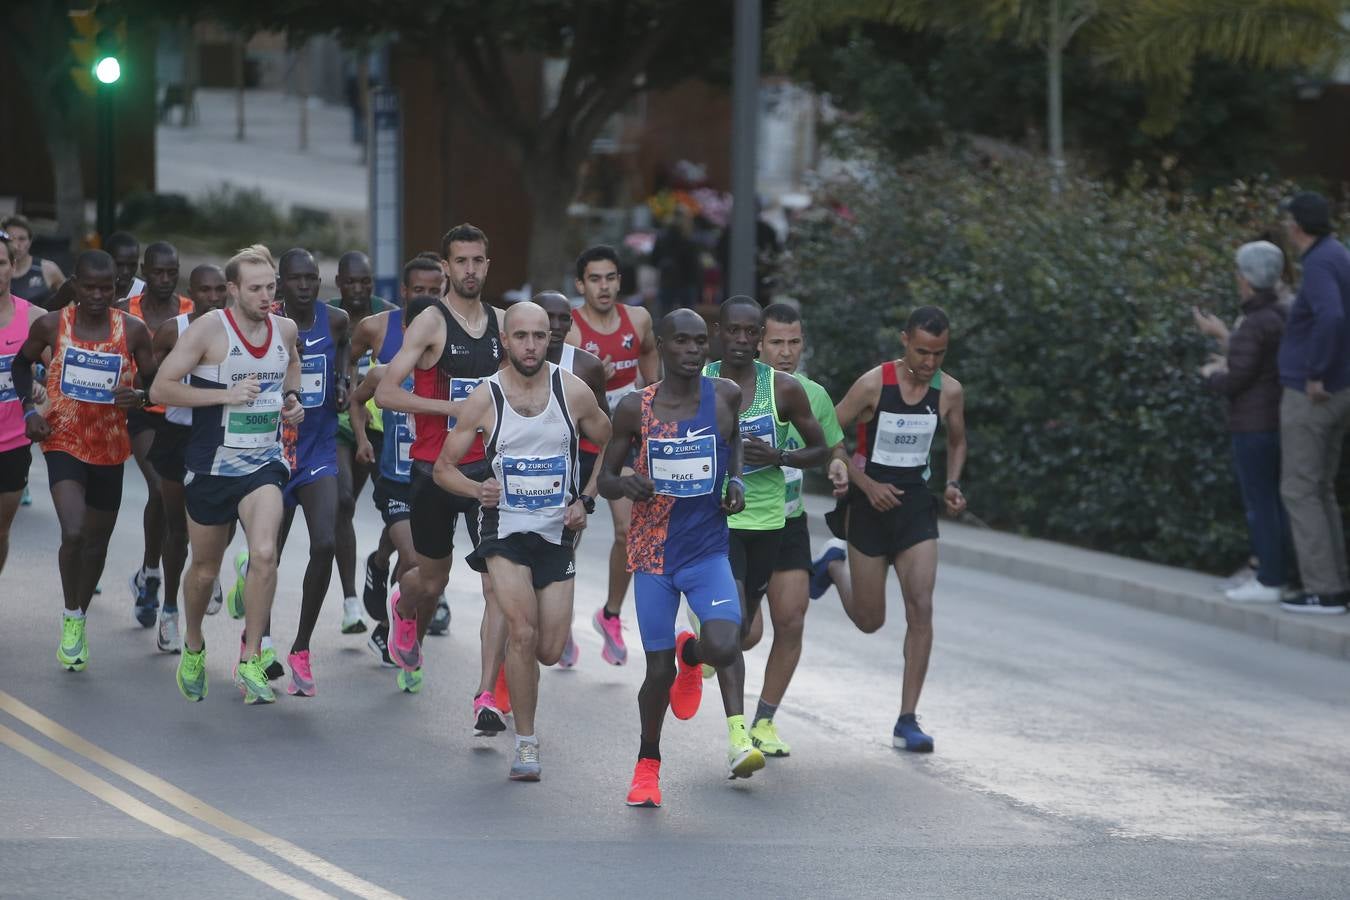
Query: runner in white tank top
435 301 611 782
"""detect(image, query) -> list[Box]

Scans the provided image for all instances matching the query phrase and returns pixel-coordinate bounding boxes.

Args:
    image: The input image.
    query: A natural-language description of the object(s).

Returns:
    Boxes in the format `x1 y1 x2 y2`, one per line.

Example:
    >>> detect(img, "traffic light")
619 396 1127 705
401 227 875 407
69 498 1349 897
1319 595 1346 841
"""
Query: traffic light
68 6 125 95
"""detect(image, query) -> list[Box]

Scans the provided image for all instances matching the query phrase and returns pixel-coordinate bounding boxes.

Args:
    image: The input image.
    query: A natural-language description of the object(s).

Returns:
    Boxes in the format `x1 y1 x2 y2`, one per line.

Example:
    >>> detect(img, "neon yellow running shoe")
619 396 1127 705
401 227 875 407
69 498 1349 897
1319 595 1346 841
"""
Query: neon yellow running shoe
225 550 248 619
57 615 88 672
750 717 790 757
684 609 716 680
397 667 423 694
727 717 765 779
233 654 275 705
177 642 208 702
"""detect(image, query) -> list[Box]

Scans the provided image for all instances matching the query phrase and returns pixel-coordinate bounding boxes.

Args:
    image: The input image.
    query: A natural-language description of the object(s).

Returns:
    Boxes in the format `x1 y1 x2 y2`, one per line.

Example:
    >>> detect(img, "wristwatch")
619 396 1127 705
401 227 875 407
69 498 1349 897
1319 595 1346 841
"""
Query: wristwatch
946 480 963 492
283 389 302 405
579 493 596 515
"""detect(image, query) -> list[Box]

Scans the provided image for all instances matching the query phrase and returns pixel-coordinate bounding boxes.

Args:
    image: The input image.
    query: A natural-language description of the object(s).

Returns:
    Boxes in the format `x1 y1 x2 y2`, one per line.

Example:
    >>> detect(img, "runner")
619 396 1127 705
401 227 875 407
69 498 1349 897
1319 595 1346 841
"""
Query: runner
123 242 195 631
376 224 509 732
330 250 395 633
565 245 659 666
12 250 157 672
350 256 446 638
702 296 829 748
0 230 46 578
1 215 65 309
536 290 609 667
829 305 967 752
599 308 758 807
436 301 610 780
270 248 350 695
740 302 849 756
146 264 232 652
104 232 145 303
149 244 304 704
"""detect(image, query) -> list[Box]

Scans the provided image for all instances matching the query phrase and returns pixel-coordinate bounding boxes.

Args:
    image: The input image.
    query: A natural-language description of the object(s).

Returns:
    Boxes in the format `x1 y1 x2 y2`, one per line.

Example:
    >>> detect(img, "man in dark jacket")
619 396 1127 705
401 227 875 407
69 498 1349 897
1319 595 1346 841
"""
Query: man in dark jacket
1199 241 1289 602
1277 192 1350 615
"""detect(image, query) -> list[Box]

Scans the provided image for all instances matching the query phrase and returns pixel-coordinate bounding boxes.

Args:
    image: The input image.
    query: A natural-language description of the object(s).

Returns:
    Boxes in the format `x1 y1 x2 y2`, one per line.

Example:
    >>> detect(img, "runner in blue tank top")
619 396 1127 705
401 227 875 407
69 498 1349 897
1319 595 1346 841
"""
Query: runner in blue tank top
268 248 351 698
831 306 968 754
600 309 764 808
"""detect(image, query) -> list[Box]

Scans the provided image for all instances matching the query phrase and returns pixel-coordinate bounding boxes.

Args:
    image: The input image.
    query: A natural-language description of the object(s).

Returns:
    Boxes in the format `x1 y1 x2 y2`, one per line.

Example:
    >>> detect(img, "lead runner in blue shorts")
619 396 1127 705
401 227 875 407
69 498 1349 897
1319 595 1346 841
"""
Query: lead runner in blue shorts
599 308 766 809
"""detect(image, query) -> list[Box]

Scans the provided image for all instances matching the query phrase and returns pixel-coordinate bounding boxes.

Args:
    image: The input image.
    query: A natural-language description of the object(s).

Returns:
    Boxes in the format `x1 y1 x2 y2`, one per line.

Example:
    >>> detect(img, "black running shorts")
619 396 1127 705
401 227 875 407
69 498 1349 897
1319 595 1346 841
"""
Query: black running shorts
468 531 576 589
0 444 32 494
827 485 939 560
408 458 489 560
185 461 289 526
729 526 784 606
772 513 813 573
45 450 124 512
147 421 190 483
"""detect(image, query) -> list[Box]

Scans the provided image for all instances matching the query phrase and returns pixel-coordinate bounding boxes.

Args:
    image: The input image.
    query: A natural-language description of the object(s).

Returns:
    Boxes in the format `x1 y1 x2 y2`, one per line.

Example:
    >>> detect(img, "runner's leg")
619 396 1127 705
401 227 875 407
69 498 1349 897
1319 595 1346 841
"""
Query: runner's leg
476 575 508 695
760 568 808 707
604 494 633 614
334 441 360 600
237 485 284 660
159 478 188 613
487 557 540 736
183 519 232 652
132 429 164 575
290 476 338 653
0 489 20 574
843 549 889 633
895 539 937 715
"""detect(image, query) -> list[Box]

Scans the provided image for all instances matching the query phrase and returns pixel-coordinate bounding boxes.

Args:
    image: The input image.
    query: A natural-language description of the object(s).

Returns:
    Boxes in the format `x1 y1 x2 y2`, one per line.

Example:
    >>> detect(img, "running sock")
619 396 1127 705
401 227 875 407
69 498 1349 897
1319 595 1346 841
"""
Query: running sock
260 636 274 652
639 740 661 761
603 607 620 620
754 699 778 724
145 567 161 580
515 734 538 749
64 609 85 619
680 636 701 668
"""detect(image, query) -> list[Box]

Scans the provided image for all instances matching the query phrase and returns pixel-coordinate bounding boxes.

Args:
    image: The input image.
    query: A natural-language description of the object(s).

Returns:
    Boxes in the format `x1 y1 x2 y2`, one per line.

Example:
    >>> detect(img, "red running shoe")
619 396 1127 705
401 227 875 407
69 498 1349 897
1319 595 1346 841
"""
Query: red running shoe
669 631 703 721
626 759 662 808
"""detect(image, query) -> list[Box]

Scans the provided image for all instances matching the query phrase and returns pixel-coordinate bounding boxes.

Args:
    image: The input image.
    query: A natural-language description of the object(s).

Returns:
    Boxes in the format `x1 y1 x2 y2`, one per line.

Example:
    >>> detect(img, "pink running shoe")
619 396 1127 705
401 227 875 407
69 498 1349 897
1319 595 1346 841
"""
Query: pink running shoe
387 588 421 671
286 650 316 697
592 607 628 665
473 691 507 737
557 630 579 668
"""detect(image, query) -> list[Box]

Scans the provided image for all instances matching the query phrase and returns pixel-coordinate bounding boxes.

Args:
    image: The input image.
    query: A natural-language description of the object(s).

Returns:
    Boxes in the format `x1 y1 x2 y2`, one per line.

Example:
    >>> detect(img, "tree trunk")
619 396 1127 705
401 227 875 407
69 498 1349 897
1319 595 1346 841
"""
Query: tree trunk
1046 0 1065 196
47 127 85 250
181 21 198 127
522 166 579 296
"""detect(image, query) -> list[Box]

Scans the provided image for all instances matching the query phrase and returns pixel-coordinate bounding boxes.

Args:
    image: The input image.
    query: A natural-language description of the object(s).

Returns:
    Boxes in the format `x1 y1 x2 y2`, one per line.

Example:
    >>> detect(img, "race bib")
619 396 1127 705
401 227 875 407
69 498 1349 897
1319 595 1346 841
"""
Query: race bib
60 347 122 404
648 433 716 497
447 377 483 429
0 355 14 403
783 466 804 517
299 354 327 408
501 454 567 510
223 391 282 449
871 411 937 469
393 420 413 478
605 381 637 412
740 413 777 475
356 351 373 379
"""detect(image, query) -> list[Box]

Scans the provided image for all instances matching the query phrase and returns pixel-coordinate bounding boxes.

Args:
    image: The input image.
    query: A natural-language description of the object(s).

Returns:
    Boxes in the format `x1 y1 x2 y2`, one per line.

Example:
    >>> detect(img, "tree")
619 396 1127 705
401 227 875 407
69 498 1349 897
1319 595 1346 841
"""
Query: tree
209 0 734 292
771 0 1348 193
0 2 92 248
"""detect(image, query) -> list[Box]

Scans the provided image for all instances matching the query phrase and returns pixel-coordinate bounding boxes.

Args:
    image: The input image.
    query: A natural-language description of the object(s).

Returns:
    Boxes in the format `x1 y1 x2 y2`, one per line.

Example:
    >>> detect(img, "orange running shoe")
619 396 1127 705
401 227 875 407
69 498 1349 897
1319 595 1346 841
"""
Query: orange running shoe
669 631 703 721
626 758 662 808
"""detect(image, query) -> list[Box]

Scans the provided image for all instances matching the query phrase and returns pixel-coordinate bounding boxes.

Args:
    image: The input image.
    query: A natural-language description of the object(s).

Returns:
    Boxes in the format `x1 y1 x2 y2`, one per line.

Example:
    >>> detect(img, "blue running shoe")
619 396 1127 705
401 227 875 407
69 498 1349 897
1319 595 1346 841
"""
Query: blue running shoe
893 714 934 752
809 539 847 600
131 568 159 628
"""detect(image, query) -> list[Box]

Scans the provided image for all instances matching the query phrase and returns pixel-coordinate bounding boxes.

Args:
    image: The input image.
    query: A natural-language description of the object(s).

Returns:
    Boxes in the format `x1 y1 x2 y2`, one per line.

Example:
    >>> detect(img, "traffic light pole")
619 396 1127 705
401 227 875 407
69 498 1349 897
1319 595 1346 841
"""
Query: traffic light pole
96 81 116 241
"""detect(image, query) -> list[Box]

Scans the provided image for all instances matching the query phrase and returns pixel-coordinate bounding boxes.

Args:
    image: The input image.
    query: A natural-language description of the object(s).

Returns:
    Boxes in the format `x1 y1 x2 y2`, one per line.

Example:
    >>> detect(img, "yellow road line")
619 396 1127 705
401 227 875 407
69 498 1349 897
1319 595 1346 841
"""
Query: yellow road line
0 723 335 900
0 690 403 900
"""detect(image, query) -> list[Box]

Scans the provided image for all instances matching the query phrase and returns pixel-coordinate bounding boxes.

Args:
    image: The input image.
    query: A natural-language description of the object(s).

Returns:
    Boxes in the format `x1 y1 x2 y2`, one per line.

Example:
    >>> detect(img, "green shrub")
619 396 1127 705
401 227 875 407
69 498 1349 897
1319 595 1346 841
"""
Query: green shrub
785 149 1335 572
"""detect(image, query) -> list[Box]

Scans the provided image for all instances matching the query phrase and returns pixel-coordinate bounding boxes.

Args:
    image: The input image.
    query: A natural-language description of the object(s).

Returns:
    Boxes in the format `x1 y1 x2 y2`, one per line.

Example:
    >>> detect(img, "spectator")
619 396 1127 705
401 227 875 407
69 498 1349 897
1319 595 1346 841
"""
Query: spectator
1276 191 1350 615
1196 241 1290 602
651 207 700 314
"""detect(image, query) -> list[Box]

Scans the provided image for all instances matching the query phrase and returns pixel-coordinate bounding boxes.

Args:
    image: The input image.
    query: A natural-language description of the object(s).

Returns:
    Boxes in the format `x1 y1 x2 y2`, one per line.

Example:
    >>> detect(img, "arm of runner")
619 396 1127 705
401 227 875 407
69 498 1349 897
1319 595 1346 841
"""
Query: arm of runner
13 312 56 441
751 372 829 470
118 317 157 409
331 306 351 411
941 374 967 516
374 310 456 418
575 349 612 497
150 314 249 408
598 392 652 501
564 371 612 511
633 306 661 386
833 367 902 509
280 319 305 425
432 384 497 504
42 259 66 291
349 365 381 465
347 314 377 389
716 379 746 515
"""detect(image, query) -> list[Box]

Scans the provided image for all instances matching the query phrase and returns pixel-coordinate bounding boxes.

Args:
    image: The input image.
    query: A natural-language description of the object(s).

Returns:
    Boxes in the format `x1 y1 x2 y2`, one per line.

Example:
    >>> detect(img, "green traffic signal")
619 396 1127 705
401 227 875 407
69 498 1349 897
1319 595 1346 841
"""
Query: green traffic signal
94 56 121 85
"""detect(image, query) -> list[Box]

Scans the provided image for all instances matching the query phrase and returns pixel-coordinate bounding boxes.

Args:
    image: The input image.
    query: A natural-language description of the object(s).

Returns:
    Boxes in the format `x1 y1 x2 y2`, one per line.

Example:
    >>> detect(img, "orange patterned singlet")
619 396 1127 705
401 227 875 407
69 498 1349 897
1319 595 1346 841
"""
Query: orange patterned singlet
42 305 136 465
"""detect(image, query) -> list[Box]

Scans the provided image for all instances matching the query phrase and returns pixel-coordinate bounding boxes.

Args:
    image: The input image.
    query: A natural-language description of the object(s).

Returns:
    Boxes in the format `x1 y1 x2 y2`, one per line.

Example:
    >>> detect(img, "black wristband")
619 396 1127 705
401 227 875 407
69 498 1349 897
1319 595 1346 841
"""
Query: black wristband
579 493 596 515
946 480 962 491
284 389 302 404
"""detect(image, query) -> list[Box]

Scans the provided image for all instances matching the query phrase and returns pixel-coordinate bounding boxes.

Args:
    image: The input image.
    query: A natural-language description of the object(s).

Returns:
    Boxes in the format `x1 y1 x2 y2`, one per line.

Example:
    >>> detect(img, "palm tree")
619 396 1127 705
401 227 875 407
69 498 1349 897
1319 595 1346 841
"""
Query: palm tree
771 0 1348 193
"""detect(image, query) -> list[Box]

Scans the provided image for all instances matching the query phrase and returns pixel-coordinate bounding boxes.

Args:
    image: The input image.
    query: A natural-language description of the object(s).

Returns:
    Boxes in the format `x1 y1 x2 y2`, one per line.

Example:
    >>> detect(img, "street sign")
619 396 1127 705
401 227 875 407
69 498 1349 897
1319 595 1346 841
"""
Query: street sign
369 87 402 305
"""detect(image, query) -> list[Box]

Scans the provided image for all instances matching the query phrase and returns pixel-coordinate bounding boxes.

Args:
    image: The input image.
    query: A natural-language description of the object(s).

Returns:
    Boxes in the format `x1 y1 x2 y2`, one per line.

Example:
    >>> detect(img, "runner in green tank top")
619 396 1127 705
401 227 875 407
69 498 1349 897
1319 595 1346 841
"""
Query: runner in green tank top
704 296 831 754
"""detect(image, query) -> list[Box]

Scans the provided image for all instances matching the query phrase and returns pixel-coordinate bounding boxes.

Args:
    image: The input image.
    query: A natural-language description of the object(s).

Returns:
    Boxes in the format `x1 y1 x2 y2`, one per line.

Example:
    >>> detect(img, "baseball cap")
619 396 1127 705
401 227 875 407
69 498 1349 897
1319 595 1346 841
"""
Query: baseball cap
1281 191 1332 235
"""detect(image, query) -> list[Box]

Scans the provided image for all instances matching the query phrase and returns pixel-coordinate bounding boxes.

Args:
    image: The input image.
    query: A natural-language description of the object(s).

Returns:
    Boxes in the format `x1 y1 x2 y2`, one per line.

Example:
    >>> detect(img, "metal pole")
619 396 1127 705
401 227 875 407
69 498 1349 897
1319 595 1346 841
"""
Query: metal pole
96 83 116 240
728 0 760 300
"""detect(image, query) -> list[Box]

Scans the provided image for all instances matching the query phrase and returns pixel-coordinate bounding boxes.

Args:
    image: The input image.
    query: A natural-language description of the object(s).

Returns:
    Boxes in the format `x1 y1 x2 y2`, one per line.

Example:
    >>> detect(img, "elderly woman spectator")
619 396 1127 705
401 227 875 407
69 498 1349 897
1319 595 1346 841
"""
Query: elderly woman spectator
1194 241 1291 602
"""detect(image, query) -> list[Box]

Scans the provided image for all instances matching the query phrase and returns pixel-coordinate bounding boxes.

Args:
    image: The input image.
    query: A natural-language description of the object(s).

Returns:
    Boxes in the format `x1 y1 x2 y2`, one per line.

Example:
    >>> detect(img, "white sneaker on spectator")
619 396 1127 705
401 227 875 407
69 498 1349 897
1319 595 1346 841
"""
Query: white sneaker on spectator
1225 580 1283 603
1217 567 1257 592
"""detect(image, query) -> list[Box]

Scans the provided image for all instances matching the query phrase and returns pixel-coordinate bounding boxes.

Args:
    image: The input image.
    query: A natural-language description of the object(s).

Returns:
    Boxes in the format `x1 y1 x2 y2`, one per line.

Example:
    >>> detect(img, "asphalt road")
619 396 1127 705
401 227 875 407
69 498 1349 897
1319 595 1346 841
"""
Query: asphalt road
2 456 1348 899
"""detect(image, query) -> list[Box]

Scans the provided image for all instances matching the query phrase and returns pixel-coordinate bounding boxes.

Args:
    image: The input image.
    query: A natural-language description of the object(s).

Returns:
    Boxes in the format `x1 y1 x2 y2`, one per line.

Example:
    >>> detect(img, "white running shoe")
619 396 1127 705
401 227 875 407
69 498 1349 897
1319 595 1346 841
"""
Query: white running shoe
1225 580 1283 603
206 579 223 616
340 596 367 634
157 610 181 653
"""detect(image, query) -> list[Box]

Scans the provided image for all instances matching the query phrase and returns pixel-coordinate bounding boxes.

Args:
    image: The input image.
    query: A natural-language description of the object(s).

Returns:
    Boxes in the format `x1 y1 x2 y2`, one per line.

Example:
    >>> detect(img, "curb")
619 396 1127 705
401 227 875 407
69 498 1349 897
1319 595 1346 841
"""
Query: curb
800 494 1350 663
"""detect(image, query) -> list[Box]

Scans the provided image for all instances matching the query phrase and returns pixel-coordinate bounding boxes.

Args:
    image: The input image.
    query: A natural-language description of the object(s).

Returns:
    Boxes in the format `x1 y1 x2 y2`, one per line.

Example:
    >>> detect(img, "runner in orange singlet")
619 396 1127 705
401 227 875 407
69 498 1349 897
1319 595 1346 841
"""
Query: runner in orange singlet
12 250 156 673
565 245 658 666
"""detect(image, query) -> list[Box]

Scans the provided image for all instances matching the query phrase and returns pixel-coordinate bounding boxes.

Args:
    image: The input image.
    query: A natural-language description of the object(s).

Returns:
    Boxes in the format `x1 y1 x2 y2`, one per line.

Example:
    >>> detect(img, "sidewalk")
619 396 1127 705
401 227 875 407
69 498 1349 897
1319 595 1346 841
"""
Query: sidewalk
799 493 1350 662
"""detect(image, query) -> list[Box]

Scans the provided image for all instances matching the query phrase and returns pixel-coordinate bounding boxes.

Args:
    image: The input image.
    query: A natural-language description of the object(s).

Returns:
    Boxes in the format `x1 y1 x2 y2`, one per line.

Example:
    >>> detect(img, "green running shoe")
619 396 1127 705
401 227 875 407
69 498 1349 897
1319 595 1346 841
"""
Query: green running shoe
177 642 208 702
750 717 790 757
233 654 275 705
225 550 248 619
728 718 765 779
397 667 423 694
57 615 88 672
